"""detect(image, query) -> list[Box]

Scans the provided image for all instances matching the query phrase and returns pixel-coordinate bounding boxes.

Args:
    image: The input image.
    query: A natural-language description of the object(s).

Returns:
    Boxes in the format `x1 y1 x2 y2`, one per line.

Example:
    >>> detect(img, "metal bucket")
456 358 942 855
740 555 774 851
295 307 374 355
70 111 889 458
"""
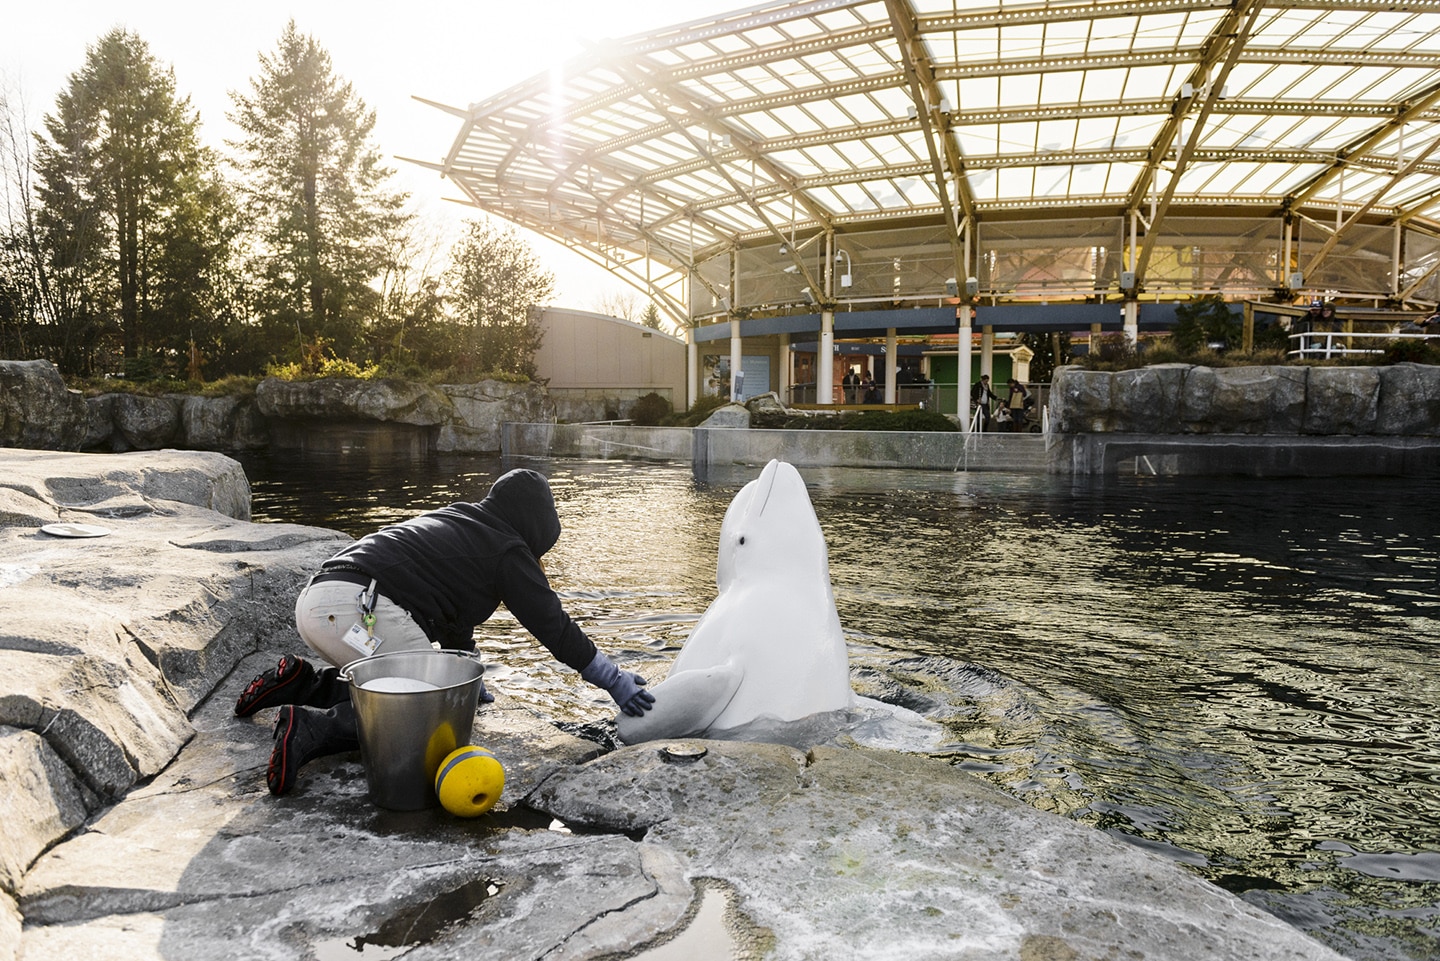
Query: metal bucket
341 650 484 811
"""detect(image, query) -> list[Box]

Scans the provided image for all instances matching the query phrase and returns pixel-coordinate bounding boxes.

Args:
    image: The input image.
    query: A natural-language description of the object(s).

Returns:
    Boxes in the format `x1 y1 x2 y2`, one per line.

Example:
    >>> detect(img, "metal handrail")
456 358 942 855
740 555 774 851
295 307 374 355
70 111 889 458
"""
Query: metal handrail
1287 330 1434 360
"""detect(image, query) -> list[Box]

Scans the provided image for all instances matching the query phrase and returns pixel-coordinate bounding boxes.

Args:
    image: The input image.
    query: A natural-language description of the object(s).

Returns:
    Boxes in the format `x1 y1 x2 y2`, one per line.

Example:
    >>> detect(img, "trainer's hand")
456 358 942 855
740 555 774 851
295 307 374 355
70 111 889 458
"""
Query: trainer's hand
580 652 656 716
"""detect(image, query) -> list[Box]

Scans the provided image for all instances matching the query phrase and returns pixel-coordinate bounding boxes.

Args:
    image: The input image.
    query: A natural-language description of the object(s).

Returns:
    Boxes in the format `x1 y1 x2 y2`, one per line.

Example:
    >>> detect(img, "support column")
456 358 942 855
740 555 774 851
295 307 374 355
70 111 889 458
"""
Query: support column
958 314 973 429
729 318 743 402
1123 300 1139 344
980 326 995 382
686 328 698 410
820 310 835 405
778 333 791 403
884 328 898 405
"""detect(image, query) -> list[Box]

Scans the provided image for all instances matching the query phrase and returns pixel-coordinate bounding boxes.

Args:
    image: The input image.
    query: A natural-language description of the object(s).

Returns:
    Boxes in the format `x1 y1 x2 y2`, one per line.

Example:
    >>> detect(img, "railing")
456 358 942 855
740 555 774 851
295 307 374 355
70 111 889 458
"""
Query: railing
1287 330 1434 360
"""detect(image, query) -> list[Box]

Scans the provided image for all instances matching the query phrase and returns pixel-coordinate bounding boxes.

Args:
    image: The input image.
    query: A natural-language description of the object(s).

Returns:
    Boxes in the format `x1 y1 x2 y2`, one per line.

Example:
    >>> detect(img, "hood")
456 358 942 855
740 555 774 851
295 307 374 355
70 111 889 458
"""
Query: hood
480 469 561 557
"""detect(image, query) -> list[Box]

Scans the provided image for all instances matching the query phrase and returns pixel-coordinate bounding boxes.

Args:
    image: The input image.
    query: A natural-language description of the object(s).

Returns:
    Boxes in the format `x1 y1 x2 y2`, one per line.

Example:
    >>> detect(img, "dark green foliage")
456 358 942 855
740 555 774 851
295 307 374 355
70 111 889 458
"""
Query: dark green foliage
753 408 959 432
629 392 671 426
1019 330 1070 384
1382 338 1440 365
664 392 729 426
229 20 409 362
443 219 554 379
30 29 235 375
1171 295 1241 354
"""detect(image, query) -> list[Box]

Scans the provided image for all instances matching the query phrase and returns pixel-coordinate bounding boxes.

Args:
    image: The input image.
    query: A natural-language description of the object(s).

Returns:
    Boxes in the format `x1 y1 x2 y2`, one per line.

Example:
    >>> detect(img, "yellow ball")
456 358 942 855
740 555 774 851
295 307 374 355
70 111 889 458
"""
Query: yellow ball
434 745 505 817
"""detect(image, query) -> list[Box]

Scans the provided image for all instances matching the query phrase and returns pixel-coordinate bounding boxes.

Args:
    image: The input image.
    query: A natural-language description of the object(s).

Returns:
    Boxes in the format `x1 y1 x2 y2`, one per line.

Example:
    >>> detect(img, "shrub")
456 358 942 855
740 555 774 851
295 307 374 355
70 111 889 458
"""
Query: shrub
664 392 729 426
629 392 672 426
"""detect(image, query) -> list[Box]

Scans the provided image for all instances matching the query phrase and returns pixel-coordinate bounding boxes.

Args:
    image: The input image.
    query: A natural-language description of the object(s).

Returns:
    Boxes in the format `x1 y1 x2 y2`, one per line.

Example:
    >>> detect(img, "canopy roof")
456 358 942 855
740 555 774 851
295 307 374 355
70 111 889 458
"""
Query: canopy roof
418 0 1440 324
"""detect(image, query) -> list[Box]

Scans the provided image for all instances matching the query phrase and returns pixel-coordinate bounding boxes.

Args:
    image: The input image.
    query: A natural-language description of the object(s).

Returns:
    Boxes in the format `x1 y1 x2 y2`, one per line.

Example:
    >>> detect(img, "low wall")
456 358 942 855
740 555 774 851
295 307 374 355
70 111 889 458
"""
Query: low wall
503 423 695 462
502 422 1048 473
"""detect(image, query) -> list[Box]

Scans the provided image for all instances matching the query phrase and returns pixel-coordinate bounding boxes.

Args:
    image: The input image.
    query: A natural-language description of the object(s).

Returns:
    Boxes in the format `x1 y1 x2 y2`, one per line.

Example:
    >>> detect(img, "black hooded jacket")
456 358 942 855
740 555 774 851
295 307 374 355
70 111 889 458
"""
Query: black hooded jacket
325 469 597 672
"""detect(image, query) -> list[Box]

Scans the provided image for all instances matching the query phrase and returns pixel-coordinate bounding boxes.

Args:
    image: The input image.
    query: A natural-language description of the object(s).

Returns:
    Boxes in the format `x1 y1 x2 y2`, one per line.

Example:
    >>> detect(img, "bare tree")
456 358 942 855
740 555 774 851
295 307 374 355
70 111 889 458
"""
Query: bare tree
593 289 640 322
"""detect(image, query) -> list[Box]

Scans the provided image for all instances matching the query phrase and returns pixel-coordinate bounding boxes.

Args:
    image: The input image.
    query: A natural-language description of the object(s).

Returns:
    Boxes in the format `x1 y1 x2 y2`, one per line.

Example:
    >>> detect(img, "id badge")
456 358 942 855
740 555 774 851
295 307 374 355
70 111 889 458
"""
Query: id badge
342 622 382 657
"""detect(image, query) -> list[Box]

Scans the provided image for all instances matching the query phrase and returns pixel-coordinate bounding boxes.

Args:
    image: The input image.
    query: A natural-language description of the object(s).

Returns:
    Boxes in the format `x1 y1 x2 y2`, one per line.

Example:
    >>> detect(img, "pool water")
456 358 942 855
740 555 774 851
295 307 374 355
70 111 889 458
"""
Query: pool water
236 451 1440 961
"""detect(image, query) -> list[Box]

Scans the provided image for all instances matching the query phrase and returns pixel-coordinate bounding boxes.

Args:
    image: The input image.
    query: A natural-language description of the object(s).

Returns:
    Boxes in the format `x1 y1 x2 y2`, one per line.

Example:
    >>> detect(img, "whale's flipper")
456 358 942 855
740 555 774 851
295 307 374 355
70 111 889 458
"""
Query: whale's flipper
615 664 744 744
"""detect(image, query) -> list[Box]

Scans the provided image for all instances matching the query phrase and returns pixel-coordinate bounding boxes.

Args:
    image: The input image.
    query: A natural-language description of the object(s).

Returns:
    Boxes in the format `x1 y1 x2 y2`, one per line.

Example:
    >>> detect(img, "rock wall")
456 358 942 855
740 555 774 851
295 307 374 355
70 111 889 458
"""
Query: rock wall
0 450 349 952
1051 362 1440 436
0 360 557 454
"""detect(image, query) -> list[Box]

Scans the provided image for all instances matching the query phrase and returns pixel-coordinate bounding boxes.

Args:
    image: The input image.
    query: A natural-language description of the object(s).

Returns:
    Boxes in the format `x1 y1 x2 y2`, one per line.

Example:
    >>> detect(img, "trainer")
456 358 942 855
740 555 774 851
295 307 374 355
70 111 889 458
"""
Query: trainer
236 468 654 795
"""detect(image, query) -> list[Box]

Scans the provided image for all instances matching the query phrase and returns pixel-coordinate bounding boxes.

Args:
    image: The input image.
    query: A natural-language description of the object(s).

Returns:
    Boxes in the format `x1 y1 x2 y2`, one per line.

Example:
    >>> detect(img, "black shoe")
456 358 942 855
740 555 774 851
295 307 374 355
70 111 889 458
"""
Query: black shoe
266 702 360 796
235 655 315 717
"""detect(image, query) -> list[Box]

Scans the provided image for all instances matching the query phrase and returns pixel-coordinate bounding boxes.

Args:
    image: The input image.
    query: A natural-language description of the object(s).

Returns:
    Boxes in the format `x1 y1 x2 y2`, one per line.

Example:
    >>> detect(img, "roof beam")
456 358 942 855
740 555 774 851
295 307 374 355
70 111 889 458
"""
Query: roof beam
1287 80 1440 209
1302 129 1440 277
885 0 972 290
604 58 836 298
1133 0 1264 282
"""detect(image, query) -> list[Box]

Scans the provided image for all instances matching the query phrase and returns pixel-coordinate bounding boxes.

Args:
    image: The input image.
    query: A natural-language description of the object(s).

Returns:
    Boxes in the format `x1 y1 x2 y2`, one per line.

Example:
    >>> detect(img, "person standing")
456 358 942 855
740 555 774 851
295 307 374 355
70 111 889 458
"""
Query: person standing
235 468 655 795
842 367 860 404
970 374 997 430
860 370 877 404
1005 378 1030 432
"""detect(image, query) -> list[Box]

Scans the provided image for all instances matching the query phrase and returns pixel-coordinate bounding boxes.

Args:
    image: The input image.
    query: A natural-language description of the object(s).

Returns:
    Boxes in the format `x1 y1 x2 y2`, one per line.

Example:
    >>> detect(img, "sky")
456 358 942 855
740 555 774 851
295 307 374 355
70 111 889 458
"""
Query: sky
1 0 743 311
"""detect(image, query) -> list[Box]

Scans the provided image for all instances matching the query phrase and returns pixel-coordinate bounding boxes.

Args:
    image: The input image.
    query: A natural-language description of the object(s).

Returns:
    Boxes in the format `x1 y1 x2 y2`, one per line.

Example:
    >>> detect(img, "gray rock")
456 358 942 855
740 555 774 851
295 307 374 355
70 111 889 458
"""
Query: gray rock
113 394 181 450
0 727 94 892
1050 367 1114 432
1375 363 1440 435
1181 365 1307 434
0 488 57 529
81 394 117 450
180 395 233 448
0 456 348 953
0 360 87 451
745 391 788 416
436 381 556 452
1113 364 1187 432
530 741 1346 960
255 377 453 425
1304 367 1380 435
700 403 752 429
0 892 17 961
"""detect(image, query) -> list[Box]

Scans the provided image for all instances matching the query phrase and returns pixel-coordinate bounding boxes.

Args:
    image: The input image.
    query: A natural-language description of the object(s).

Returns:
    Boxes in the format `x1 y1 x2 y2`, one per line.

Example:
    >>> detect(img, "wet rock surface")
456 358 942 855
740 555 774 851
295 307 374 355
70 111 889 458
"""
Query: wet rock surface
0 450 1351 961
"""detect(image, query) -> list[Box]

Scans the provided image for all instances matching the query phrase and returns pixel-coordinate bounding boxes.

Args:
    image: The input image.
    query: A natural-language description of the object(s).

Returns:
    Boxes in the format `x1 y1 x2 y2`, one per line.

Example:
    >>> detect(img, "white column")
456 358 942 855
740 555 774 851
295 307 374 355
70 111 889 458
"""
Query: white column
686 329 698 410
729 318 743 402
884 328 898 404
820 310 835 405
980 325 995 381
1123 300 1139 344
959 315 973 429
778 333 791 403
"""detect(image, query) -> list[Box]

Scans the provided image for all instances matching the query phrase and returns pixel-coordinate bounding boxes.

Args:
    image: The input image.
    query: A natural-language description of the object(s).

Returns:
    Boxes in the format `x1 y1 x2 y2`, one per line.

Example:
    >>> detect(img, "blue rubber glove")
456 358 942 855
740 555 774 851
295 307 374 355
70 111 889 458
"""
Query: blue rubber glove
580 652 655 717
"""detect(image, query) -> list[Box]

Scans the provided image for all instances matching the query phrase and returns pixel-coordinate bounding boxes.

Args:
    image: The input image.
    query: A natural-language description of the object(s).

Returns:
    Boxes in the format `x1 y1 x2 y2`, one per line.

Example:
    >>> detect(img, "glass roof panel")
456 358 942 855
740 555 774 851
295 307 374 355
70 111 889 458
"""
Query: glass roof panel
435 0 1440 305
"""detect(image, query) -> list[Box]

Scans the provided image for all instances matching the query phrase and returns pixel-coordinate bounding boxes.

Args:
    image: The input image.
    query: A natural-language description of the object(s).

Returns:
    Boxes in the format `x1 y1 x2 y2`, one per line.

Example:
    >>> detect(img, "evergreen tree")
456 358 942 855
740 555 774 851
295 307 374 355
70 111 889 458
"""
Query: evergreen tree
229 21 409 363
444 219 554 379
1171 295 1241 354
32 29 229 375
640 302 664 331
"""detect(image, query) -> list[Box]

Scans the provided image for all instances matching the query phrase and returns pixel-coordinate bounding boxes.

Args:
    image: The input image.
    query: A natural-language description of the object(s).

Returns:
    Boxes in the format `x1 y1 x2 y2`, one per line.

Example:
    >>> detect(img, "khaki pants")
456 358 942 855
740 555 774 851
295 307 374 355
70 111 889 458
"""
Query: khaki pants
294 579 433 669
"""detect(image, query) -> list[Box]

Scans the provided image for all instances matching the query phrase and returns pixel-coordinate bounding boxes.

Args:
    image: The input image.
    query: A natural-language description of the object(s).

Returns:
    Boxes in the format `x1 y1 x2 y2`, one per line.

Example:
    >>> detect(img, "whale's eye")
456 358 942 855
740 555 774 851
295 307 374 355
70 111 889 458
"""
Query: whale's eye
738 535 746 545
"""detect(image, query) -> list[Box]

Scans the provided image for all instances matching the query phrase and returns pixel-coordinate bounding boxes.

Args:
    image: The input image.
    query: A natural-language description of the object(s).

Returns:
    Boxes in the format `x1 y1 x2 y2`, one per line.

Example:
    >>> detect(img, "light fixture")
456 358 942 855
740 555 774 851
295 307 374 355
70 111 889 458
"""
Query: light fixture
801 287 816 305
906 104 918 120
783 264 799 274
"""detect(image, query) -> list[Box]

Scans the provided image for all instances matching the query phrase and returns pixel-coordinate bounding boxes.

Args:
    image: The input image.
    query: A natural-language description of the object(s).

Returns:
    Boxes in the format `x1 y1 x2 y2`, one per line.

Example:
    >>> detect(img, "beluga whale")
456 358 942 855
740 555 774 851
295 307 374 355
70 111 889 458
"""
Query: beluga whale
616 459 853 744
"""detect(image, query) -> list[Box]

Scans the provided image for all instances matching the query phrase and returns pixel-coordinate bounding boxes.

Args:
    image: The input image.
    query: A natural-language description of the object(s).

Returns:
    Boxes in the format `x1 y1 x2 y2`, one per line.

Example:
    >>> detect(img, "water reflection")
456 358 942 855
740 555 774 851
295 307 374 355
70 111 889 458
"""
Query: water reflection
235 451 1440 961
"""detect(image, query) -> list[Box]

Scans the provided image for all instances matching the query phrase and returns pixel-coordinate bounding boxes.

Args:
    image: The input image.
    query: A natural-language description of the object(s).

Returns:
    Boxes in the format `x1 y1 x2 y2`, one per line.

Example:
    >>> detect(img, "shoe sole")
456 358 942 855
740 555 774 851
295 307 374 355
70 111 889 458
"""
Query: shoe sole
267 706 299 796
235 656 305 718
